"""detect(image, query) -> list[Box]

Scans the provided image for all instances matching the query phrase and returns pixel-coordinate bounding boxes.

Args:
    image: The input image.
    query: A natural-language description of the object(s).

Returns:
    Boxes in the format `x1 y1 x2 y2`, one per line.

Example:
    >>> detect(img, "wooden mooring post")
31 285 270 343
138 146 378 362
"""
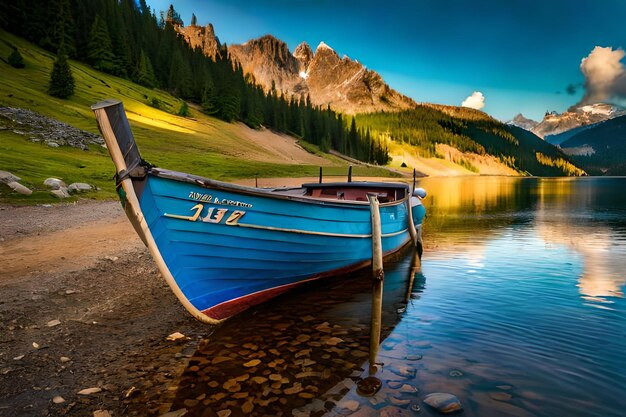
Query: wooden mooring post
404 250 422 305
367 193 384 375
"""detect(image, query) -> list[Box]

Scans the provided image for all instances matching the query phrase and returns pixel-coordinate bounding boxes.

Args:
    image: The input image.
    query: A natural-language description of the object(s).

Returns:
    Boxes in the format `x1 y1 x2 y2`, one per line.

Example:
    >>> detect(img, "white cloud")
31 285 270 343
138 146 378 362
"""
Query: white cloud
461 91 485 110
577 46 626 106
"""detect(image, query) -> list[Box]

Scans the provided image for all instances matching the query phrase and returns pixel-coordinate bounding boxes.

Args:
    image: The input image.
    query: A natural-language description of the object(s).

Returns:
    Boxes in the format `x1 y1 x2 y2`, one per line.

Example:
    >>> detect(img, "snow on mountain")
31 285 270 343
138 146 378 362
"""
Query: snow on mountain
531 103 626 139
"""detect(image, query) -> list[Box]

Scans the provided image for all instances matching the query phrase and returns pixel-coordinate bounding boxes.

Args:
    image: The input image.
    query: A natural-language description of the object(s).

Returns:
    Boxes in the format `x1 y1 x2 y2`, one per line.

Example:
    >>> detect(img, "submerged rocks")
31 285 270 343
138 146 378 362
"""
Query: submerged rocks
423 393 462 414
243 359 261 368
489 392 512 402
356 377 382 396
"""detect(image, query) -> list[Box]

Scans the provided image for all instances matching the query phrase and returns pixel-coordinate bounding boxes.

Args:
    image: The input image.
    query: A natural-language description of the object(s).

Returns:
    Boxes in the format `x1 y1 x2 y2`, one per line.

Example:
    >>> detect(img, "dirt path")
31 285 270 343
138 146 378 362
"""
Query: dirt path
0 200 211 417
1 213 140 284
230 123 333 166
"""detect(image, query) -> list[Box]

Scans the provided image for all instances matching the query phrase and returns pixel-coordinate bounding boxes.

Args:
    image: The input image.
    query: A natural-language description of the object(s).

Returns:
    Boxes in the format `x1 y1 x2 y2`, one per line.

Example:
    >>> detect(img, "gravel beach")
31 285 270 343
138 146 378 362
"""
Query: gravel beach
0 200 212 417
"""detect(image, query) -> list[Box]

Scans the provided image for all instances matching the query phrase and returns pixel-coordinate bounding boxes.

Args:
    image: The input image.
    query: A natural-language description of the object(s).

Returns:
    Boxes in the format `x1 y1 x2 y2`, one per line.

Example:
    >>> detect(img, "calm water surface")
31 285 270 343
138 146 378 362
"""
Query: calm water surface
174 177 626 417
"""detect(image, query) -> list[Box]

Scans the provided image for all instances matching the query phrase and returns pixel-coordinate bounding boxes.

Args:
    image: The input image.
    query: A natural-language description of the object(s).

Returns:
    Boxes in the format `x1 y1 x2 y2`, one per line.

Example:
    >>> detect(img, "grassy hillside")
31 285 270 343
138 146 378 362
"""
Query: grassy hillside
0 30 393 204
560 115 626 175
356 105 585 176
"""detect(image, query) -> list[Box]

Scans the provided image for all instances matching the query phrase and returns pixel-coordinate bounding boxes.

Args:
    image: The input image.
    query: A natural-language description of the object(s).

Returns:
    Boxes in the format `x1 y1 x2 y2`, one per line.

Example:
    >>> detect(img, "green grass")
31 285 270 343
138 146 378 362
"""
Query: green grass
0 30 394 204
0 130 114 203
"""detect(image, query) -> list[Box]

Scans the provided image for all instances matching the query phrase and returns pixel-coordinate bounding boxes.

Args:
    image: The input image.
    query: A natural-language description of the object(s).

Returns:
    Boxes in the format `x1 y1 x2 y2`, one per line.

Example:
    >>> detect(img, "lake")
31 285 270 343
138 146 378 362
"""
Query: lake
172 176 626 417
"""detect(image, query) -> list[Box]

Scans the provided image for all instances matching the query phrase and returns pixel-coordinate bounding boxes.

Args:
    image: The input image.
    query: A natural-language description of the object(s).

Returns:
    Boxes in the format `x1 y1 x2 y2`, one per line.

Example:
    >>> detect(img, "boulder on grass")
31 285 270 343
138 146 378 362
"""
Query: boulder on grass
43 178 67 190
7 181 32 196
50 188 70 199
0 171 20 184
68 183 92 193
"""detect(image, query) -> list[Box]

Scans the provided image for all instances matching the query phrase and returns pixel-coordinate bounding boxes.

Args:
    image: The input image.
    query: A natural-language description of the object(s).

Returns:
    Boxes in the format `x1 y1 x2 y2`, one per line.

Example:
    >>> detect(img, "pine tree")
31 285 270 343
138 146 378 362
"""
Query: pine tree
111 31 131 77
8 49 25 68
177 101 190 117
191 13 197 26
134 50 157 88
73 1 90 60
348 117 358 157
168 49 192 97
87 15 116 73
218 86 240 122
201 78 219 115
53 0 75 57
165 5 183 26
48 48 75 99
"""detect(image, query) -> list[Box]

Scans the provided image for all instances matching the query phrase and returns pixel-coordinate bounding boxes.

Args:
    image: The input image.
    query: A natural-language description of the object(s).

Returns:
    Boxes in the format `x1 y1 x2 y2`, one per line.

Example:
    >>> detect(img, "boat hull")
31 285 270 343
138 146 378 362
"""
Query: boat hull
139 174 415 321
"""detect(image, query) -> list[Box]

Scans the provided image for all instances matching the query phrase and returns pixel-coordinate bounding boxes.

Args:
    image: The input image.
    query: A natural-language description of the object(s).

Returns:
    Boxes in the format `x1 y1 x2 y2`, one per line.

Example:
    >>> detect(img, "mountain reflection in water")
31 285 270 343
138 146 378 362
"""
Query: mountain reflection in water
173 177 626 417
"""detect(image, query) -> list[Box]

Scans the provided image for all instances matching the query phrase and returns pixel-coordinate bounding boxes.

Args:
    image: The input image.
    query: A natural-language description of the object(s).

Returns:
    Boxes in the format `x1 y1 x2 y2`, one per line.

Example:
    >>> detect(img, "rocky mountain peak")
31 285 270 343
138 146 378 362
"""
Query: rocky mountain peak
229 35 303 96
316 41 334 52
293 41 313 69
310 42 341 69
508 113 539 131
231 35 297 70
175 23 221 59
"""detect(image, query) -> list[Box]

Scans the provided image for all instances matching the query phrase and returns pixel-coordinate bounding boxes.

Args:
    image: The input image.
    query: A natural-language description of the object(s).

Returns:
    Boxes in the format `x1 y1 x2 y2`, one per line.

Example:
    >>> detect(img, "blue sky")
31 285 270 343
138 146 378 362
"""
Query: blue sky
146 0 626 121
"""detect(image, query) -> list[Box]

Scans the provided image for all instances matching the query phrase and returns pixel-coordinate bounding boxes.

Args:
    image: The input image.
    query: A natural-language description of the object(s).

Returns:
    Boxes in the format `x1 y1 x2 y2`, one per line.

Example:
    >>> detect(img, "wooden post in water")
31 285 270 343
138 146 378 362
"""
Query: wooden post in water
319 167 323 184
367 193 384 375
348 165 353 183
404 250 421 304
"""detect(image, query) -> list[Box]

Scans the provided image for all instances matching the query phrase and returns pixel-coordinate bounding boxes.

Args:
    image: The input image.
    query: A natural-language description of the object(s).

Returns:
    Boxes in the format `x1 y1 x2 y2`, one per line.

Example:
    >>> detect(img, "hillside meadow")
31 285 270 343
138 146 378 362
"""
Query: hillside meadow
0 30 396 204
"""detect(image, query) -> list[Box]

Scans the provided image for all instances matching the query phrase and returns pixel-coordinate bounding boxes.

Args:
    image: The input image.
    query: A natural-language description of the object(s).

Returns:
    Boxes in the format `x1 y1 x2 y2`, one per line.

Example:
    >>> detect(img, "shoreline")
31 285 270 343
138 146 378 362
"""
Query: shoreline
0 200 211 416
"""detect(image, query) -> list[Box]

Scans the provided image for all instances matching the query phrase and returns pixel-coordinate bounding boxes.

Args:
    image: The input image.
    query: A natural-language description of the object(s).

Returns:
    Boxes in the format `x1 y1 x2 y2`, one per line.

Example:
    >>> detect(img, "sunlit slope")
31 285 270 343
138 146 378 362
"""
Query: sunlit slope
358 105 584 176
0 30 393 203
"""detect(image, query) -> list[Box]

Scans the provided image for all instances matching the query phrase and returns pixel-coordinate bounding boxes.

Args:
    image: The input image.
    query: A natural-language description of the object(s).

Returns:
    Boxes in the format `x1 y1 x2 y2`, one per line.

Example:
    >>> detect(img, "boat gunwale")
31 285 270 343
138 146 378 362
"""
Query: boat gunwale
149 167 411 209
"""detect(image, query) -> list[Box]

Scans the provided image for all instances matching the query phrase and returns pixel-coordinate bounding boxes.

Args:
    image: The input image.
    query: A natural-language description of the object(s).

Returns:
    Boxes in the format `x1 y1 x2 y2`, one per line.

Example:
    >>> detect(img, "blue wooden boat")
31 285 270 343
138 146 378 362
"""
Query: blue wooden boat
91 99 426 324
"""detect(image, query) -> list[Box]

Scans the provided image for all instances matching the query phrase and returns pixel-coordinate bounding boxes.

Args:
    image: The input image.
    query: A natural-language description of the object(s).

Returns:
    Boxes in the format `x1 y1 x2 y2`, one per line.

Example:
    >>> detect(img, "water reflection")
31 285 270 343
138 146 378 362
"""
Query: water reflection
412 176 626 417
422 177 626 303
173 177 626 417
532 178 626 301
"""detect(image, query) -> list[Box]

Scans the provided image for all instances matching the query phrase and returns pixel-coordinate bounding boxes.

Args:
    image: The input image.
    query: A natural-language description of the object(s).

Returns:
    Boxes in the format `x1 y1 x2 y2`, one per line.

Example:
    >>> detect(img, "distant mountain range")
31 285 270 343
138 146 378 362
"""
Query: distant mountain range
508 103 626 139
507 103 626 175
175 24 415 114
